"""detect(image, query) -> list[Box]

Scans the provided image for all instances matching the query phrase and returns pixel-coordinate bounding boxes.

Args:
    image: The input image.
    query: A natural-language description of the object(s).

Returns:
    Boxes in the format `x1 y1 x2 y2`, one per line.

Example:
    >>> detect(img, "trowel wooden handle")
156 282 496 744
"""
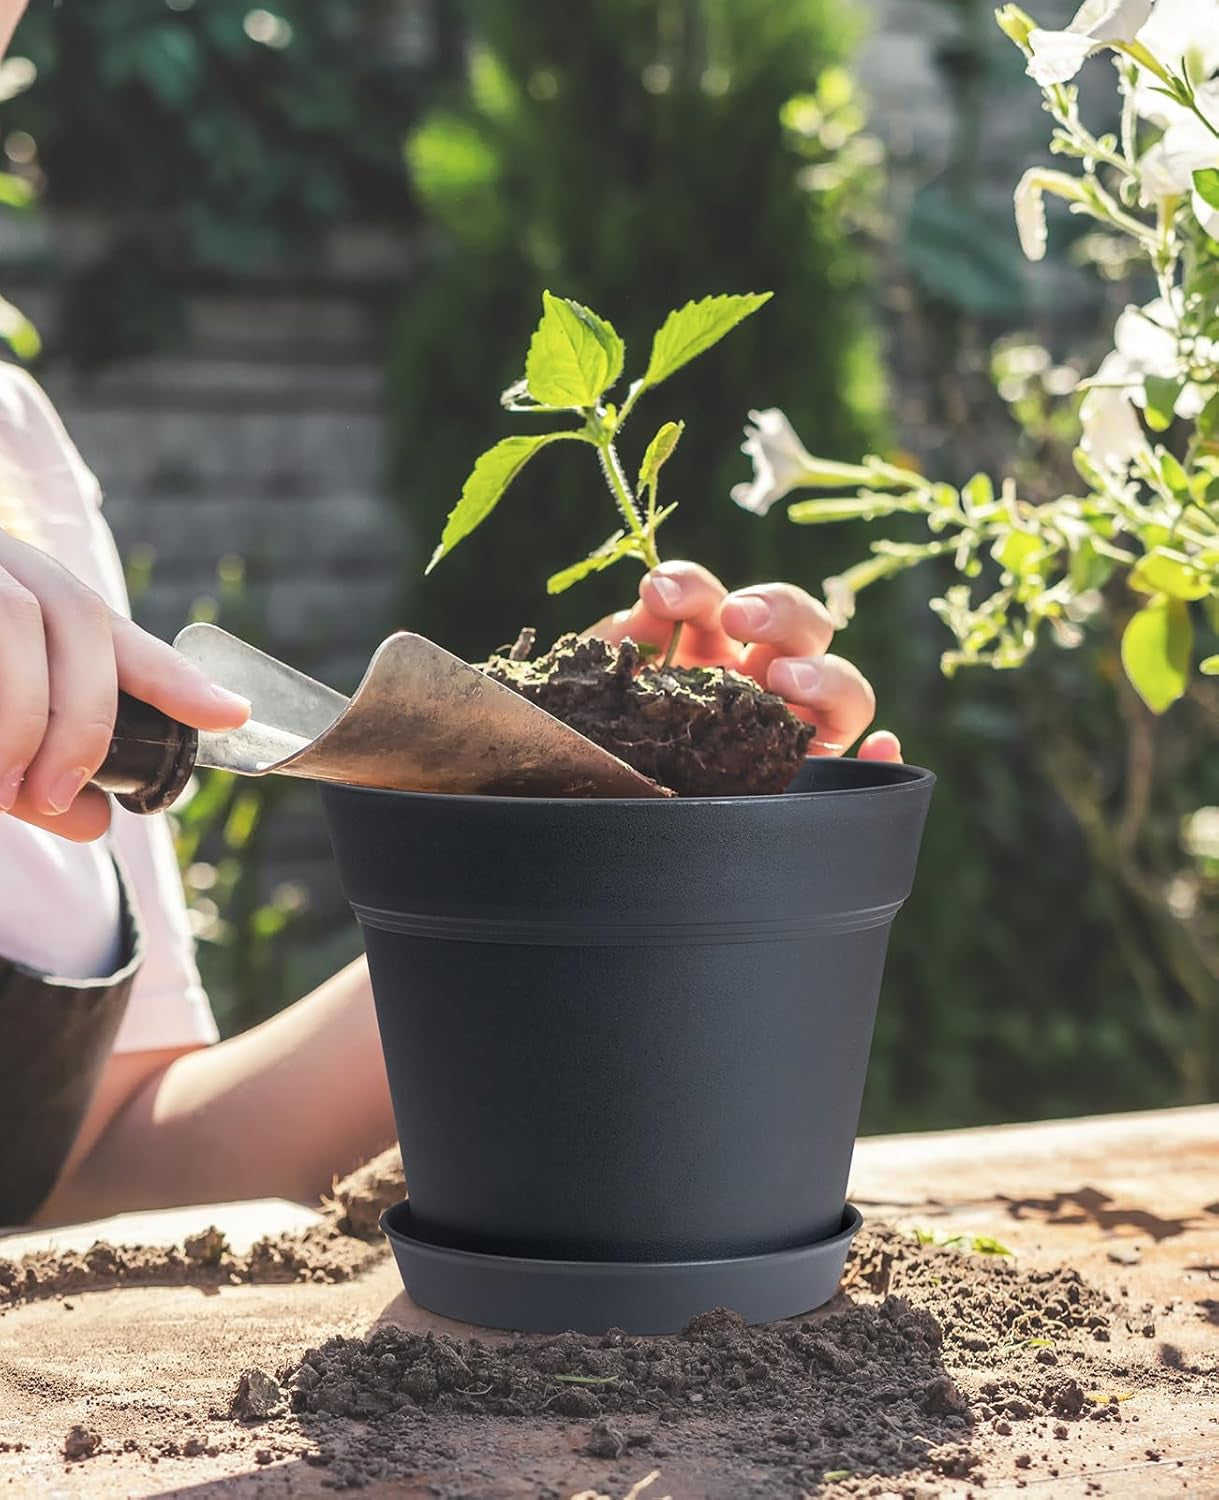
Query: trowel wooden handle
89 692 199 815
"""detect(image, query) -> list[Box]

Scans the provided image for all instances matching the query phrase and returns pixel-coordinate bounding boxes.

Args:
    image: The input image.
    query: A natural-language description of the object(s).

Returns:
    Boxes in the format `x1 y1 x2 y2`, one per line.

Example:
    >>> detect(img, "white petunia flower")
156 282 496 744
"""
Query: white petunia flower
731 408 818 516
1027 0 1154 86
1077 291 1219 473
822 575 856 631
1132 0 1219 123
1014 169 1051 260
1112 293 1217 416
1135 79 1219 236
1079 353 1147 472
1012 167 1089 260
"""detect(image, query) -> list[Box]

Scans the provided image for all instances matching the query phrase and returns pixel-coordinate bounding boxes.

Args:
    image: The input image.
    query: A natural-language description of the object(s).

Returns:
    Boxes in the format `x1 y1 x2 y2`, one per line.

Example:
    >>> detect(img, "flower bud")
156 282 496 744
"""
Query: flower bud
994 4 1036 49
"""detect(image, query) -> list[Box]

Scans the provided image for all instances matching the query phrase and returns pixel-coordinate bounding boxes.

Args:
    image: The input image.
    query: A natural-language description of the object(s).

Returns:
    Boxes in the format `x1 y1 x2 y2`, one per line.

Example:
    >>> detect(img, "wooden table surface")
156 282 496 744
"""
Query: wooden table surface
1 1105 1216 1498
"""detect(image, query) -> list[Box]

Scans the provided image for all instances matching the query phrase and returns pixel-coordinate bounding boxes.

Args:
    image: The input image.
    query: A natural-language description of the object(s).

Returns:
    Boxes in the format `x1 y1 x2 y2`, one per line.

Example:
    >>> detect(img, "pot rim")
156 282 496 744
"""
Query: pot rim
322 759 935 809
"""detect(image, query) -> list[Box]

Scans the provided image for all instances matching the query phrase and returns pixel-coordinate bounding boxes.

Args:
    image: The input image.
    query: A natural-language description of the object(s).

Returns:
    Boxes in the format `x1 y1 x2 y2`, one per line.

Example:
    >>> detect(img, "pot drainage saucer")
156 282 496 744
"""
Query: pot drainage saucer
379 1202 863 1335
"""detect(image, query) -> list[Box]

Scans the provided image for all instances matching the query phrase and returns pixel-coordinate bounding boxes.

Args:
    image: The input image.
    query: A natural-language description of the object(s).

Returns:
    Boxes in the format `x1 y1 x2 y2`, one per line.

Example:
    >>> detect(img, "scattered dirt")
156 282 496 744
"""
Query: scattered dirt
62 1424 101 1461
231 1367 288 1423
257 1224 1212 1493
481 634 811 797
324 1145 405 1239
0 1222 381 1311
0 1157 399 1312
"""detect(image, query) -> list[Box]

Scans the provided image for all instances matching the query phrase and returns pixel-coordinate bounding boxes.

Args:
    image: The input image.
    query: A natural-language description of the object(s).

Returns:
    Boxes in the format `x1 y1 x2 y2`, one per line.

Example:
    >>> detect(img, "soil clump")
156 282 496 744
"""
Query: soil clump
324 1146 405 1239
267 1225 1196 1492
481 634 811 798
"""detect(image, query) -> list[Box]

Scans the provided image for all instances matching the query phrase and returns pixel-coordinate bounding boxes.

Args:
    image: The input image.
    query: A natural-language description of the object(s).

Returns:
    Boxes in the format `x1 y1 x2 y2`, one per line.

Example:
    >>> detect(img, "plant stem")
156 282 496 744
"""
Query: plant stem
662 620 683 668
597 437 646 540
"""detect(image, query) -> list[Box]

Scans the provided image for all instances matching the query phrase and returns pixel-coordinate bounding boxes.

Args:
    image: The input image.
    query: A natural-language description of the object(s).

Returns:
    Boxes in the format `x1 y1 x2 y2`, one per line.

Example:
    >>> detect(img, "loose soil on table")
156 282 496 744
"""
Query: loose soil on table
481 634 811 798
3 1146 1215 1496
263 1225 1211 1494
0 1154 402 1310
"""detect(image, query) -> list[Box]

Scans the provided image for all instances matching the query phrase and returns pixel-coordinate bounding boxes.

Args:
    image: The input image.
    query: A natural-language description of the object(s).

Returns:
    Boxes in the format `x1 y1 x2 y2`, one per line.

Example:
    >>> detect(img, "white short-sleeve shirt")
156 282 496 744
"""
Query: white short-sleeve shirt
0 366 218 1052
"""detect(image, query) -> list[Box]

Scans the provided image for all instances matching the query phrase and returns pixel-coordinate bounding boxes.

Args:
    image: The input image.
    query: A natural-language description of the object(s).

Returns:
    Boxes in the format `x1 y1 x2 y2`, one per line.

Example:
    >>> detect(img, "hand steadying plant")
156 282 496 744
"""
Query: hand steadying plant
589 560 900 761
427 290 773 667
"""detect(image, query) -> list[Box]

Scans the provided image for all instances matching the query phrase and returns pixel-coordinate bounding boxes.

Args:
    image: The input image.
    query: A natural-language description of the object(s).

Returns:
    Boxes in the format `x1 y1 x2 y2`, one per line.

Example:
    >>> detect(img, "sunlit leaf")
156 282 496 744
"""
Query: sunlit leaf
0 296 40 361
1143 375 1182 433
1121 595 1192 713
1128 547 1211 601
525 291 622 408
992 530 1045 577
638 420 684 493
546 532 641 594
428 432 580 571
642 292 771 389
1194 167 1219 211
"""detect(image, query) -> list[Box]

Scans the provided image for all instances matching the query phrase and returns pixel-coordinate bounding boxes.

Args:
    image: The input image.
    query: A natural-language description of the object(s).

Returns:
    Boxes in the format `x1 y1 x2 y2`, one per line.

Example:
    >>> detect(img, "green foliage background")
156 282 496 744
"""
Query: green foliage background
1 0 1207 1133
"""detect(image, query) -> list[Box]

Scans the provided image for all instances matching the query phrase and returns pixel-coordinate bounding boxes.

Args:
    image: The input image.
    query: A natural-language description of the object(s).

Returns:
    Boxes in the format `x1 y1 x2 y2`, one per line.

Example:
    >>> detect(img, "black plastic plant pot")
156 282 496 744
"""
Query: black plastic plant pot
321 756 933 1334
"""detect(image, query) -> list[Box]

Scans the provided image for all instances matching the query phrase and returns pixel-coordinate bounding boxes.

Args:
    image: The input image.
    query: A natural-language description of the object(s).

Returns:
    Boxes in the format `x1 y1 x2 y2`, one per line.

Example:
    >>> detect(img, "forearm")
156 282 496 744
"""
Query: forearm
39 958 395 1223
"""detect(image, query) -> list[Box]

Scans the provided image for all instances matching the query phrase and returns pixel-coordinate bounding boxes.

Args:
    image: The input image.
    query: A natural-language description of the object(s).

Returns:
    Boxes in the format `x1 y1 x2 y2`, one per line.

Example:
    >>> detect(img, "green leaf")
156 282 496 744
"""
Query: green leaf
1200 655 1219 674
0 174 34 211
1129 547 1211 600
525 291 622 408
1068 536 1116 593
1197 391 1219 446
428 433 577 572
638 420 684 493
642 292 771 389
0 295 40 362
564 297 625 390
1194 167 1219 211
992 530 1045 577
961 473 994 513
787 492 925 523
1143 374 1182 433
546 532 641 595
1121 595 1192 713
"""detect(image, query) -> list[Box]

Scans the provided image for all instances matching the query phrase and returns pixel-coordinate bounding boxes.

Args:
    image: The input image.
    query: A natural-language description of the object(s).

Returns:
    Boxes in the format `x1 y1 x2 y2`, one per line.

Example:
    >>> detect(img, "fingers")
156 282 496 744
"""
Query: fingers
720 583 834 660
9 784 112 842
21 573 117 815
0 532 248 838
111 615 250 731
767 653 877 752
858 730 903 763
637 561 727 633
585 562 733 665
721 582 834 687
0 569 49 810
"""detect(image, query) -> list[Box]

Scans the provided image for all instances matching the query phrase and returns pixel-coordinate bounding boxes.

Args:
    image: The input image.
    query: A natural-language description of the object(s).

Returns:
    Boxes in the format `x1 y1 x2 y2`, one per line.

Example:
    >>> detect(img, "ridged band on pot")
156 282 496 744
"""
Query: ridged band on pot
322 758 933 1276
381 1199 864 1335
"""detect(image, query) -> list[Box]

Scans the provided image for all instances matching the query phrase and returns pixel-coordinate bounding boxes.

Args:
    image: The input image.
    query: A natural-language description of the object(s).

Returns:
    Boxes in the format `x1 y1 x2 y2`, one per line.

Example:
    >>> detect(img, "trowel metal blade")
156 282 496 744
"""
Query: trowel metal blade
174 624 666 799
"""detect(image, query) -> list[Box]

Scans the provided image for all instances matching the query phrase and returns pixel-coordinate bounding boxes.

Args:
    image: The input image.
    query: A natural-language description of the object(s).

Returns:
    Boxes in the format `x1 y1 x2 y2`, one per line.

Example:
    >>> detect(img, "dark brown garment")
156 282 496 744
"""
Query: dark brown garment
0 858 141 1226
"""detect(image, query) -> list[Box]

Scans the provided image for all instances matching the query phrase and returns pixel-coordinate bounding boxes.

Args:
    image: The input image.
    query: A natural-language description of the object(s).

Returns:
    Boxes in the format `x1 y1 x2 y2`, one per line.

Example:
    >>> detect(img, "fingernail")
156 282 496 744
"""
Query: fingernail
779 660 821 698
732 595 772 634
48 767 90 814
207 684 251 715
650 574 682 610
0 767 23 811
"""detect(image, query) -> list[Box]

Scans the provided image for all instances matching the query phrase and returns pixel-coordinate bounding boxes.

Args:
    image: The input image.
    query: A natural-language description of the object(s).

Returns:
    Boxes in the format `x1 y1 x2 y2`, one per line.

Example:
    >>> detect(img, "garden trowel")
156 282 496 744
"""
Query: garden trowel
91 623 666 813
